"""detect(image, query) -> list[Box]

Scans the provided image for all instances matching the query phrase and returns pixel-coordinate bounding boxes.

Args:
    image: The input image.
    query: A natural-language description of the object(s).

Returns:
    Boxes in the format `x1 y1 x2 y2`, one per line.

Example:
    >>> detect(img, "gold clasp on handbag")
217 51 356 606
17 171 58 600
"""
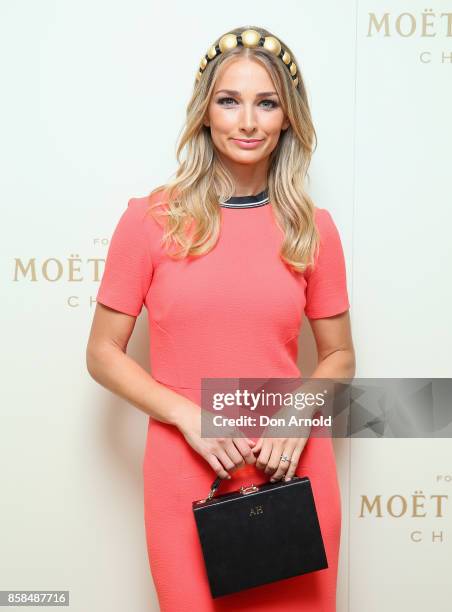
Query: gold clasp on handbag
195 480 260 504
240 484 259 495
195 477 221 504
195 488 217 505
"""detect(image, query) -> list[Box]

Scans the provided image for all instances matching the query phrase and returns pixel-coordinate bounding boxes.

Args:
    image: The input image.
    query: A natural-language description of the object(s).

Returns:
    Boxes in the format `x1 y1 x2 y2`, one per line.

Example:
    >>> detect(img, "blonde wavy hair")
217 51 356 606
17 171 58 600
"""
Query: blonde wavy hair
146 25 320 274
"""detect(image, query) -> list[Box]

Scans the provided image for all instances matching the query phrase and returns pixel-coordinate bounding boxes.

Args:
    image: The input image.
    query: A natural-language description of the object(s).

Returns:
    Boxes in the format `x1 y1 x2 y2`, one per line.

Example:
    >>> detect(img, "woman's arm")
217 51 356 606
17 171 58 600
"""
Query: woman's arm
295 310 356 417
251 310 355 481
308 310 355 380
86 303 256 478
86 303 199 426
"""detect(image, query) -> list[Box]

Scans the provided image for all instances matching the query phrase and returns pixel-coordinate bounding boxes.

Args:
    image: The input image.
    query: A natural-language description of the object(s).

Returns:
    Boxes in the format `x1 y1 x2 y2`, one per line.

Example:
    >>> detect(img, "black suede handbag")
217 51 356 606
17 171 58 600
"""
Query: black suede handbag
192 474 328 598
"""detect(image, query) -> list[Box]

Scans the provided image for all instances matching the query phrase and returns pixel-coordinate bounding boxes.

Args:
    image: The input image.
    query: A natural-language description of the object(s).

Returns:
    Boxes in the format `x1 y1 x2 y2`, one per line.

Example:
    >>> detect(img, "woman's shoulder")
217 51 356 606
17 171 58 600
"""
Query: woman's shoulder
113 189 169 264
313 206 333 222
128 187 169 215
312 206 340 238
123 188 170 232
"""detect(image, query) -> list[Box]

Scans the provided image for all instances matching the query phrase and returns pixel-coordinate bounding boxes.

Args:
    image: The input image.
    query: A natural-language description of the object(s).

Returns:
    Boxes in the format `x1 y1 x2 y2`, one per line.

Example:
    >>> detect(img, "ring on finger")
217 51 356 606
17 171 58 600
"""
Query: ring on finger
280 455 297 466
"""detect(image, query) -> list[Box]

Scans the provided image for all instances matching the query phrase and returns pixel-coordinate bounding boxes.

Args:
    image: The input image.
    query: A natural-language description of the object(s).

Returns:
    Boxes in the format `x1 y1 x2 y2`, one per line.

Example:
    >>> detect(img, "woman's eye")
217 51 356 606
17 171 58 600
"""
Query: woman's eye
217 97 237 105
260 99 278 109
217 97 278 109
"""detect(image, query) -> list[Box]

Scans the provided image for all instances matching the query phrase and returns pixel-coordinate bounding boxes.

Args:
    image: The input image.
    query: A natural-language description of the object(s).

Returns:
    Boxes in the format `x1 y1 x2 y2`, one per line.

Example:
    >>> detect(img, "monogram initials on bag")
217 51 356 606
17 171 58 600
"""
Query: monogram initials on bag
249 504 264 517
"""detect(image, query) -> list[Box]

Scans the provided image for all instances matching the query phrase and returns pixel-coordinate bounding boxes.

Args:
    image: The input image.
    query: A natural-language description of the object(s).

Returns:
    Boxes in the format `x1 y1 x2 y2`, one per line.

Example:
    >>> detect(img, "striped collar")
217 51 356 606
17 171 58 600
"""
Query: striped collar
219 188 270 209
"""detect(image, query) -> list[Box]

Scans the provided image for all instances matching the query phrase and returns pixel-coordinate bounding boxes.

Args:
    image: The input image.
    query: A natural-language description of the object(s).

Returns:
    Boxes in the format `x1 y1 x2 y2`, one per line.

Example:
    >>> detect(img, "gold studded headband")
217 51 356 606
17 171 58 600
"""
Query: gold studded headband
196 29 299 89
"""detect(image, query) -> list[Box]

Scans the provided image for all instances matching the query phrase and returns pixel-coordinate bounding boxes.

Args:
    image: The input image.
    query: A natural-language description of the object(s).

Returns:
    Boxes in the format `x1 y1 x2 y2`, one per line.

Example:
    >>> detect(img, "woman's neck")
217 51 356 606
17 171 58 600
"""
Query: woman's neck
216 152 269 196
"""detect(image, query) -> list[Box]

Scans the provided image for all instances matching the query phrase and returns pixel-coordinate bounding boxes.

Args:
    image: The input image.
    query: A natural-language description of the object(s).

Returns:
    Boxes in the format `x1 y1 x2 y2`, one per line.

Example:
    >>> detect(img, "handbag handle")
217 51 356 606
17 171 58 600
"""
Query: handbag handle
195 474 269 505
208 475 225 499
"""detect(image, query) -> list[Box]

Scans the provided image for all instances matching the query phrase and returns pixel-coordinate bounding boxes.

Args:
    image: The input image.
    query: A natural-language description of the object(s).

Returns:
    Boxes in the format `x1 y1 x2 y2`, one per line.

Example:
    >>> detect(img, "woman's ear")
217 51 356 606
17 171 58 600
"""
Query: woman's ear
282 116 290 131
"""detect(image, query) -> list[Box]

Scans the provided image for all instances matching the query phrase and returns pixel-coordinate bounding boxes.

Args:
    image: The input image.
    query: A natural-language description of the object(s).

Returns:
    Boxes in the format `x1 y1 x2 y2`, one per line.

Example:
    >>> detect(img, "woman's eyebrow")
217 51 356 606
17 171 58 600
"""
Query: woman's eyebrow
215 89 278 98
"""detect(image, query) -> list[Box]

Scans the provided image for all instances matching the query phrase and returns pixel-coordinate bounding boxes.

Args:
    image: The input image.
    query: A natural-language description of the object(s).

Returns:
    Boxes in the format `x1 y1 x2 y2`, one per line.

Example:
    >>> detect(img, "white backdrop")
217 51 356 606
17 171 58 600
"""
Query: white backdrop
1 1 451 611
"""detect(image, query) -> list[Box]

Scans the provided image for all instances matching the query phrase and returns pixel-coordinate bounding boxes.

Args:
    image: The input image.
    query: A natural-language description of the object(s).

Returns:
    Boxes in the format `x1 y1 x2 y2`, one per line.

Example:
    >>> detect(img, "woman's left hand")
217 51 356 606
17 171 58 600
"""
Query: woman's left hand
251 435 309 482
251 408 313 482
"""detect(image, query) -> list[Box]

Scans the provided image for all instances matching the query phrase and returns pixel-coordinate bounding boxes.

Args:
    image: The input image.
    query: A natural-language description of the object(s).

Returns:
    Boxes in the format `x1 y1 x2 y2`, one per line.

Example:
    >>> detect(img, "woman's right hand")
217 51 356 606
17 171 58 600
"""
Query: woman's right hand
176 405 256 479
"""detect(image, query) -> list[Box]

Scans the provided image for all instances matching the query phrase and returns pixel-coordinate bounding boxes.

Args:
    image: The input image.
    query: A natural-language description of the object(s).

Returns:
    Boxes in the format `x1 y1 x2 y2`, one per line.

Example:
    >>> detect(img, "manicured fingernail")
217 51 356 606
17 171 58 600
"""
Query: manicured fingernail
286 477 291 481
270 478 275 482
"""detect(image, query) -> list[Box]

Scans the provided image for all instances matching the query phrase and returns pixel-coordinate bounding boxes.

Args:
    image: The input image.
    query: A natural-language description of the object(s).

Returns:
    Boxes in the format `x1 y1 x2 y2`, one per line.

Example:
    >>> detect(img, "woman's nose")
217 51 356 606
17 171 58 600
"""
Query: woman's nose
238 103 258 133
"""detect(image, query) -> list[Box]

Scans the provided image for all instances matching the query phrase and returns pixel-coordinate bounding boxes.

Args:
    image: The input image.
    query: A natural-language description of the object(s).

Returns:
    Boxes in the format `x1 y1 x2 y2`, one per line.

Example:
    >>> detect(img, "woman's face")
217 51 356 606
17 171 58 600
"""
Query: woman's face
203 57 290 166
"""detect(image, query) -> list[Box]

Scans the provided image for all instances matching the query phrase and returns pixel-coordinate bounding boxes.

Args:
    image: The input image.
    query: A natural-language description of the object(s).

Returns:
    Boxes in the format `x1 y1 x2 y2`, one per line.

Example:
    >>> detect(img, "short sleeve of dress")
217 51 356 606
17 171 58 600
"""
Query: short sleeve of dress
96 198 153 317
304 208 350 319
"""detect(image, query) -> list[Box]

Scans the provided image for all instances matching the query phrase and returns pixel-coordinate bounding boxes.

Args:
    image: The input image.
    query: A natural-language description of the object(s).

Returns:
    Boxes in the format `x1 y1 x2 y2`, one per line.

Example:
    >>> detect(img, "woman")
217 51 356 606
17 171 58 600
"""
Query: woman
86 25 355 612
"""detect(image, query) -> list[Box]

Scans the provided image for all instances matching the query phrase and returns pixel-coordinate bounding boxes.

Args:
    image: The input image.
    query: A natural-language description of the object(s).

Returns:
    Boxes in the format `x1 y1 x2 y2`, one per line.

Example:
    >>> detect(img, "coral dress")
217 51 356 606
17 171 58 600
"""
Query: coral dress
96 189 350 611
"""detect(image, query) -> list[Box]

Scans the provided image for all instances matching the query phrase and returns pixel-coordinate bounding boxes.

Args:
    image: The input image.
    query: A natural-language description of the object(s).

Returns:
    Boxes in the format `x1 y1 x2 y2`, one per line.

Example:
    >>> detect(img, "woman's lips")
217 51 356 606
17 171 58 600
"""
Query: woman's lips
232 138 264 149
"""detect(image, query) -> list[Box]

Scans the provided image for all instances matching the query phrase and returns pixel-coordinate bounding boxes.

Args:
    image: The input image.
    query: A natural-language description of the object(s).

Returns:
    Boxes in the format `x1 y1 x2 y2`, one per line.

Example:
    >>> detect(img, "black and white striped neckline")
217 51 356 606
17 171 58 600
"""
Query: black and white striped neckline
219 188 270 209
